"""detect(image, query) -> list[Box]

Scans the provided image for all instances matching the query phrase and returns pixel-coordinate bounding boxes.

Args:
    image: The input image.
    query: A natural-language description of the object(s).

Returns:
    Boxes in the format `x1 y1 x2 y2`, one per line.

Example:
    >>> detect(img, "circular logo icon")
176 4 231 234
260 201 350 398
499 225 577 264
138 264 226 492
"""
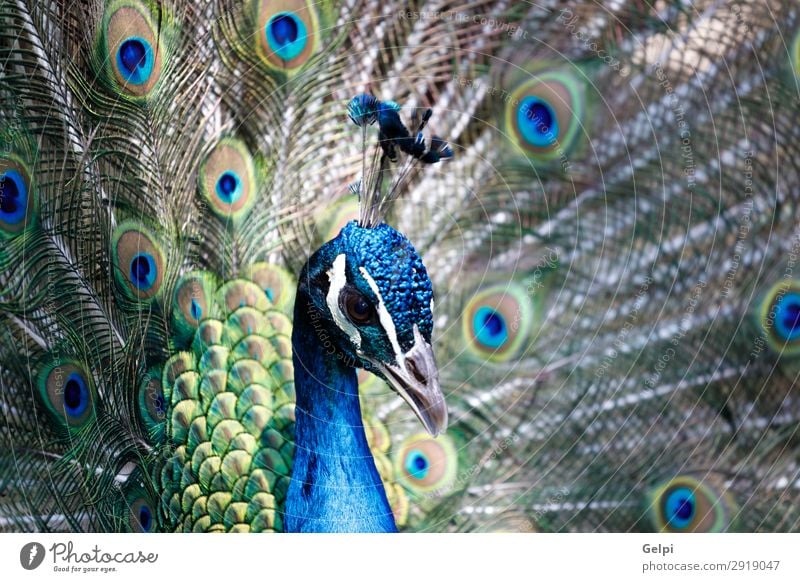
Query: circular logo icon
20 542 46 570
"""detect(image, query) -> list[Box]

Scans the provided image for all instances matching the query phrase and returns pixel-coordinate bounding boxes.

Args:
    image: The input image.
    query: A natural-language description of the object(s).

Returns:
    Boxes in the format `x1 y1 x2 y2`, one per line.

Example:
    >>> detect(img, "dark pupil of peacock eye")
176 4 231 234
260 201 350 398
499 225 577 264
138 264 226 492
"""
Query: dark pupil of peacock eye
131 256 151 284
413 454 428 472
119 39 148 75
64 379 82 412
139 505 152 531
0 177 19 214
526 102 553 134
190 298 202 321
271 15 299 47
483 311 505 337
346 294 371 323
217 172 238 199
673 496 694 520
782 300 800 331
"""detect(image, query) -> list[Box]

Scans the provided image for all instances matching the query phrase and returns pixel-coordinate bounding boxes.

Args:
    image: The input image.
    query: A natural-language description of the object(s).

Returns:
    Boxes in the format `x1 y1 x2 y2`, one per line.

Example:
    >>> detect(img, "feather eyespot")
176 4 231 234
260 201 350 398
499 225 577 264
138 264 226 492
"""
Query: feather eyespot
115 37 154 85
505 70 584 161
758 280 800 355
462 283 536 362
648 476 738 533
266 12 307 61
198 138 257 223
517 96 559 148
394 434 457 496
129 253 157 290
102 0 163 96
664 487 696 529
37 361 97 429
112 222 165 301
0 160 35 237
255 0 320 73
215 171 243 204
129 496 157 532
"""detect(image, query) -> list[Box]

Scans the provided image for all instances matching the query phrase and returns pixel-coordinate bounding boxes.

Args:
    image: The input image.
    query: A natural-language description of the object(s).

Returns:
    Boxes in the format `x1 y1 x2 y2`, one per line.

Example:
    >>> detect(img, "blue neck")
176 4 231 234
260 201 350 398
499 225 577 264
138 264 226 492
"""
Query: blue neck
285 297 397 532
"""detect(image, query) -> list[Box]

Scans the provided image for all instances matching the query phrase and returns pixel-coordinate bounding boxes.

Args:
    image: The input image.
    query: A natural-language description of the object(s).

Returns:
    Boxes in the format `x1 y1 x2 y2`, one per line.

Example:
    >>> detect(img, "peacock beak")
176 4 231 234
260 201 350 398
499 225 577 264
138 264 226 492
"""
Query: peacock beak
367 325 447 436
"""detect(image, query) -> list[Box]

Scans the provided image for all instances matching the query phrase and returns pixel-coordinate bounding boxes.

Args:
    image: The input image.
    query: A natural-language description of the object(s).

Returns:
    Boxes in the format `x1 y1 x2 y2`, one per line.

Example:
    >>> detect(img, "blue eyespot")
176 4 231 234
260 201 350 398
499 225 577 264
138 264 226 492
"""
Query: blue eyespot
215 171 243 204
266 12 308 61
63 372 90 418
405 449 430 480
517 96 559 148
0 169 29 225
116 37 154 85
129 253 157 290
190 298 202 321
264 287 274 302
474 306 508 349
773 292 800 342
664 487 696 529
130 497 156 532
138 504 153 531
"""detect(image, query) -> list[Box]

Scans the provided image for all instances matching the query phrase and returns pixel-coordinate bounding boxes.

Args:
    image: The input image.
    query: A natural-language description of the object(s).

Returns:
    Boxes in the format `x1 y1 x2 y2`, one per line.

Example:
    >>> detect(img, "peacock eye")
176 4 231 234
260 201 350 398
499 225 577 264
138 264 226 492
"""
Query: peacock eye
342 289 374 325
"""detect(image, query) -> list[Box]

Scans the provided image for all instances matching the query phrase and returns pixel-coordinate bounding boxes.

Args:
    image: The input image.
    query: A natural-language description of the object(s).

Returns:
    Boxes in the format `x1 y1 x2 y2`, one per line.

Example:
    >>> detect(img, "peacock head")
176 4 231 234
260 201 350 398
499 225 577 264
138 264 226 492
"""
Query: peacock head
298 220 446 436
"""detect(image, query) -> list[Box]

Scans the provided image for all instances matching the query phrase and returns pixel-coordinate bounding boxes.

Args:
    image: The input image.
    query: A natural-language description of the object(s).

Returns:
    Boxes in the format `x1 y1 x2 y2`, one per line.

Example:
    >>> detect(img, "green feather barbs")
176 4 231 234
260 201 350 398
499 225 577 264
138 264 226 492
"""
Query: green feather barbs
138 367 166 442
99 0 165 97
37 361 97 429
315 196 360 243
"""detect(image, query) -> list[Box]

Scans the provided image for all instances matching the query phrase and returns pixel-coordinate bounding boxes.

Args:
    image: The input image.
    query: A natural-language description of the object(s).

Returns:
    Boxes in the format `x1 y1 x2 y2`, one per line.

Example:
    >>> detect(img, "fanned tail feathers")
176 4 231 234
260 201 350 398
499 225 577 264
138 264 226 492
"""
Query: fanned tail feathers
2 0 800 532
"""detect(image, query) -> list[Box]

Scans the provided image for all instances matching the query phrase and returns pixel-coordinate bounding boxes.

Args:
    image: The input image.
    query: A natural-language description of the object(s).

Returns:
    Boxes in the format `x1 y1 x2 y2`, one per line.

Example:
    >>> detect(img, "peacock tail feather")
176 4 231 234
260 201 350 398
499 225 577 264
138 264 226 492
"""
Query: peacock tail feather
2 0 800 532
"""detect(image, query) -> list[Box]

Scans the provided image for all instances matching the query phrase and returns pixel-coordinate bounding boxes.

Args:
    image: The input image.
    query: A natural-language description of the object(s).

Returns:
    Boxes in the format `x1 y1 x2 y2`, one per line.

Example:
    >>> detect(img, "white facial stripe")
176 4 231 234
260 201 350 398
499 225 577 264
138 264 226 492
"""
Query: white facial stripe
359 266 404 364
326 254 361 349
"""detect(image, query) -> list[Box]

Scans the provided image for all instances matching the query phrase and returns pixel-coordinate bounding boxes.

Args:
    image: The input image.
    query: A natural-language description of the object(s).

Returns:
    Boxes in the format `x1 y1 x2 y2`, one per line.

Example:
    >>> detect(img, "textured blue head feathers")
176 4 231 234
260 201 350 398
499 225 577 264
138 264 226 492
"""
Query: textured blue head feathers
339 221 434 349
299 221 434 367
296 218 445 436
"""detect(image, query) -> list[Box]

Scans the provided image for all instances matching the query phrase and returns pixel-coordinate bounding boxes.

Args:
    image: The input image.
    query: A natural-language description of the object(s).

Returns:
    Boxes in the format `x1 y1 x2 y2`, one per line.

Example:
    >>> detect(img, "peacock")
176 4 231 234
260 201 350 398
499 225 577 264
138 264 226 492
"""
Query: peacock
2 0 800 534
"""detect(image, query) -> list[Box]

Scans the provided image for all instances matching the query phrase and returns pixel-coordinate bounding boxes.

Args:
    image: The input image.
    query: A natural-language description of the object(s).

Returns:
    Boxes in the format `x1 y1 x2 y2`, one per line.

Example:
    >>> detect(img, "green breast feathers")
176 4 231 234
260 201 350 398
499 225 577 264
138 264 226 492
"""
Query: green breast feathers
155 264 408 532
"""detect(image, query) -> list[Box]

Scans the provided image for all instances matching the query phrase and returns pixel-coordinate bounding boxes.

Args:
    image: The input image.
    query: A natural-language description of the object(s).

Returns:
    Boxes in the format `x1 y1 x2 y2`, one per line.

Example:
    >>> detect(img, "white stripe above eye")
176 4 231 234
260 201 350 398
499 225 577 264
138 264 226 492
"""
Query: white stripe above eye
327 254 361 349
359 266 404 365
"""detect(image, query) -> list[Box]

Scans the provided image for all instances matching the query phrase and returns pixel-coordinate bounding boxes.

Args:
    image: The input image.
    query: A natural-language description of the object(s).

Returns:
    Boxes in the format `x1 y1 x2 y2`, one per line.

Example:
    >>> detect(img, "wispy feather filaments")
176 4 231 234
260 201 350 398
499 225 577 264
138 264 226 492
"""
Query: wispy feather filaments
346 94 453 228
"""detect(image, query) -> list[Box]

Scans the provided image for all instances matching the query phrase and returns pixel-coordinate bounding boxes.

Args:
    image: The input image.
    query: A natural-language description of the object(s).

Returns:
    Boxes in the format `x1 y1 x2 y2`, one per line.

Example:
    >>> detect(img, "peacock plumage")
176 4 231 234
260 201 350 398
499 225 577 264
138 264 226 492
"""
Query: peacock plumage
2 0 800 533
